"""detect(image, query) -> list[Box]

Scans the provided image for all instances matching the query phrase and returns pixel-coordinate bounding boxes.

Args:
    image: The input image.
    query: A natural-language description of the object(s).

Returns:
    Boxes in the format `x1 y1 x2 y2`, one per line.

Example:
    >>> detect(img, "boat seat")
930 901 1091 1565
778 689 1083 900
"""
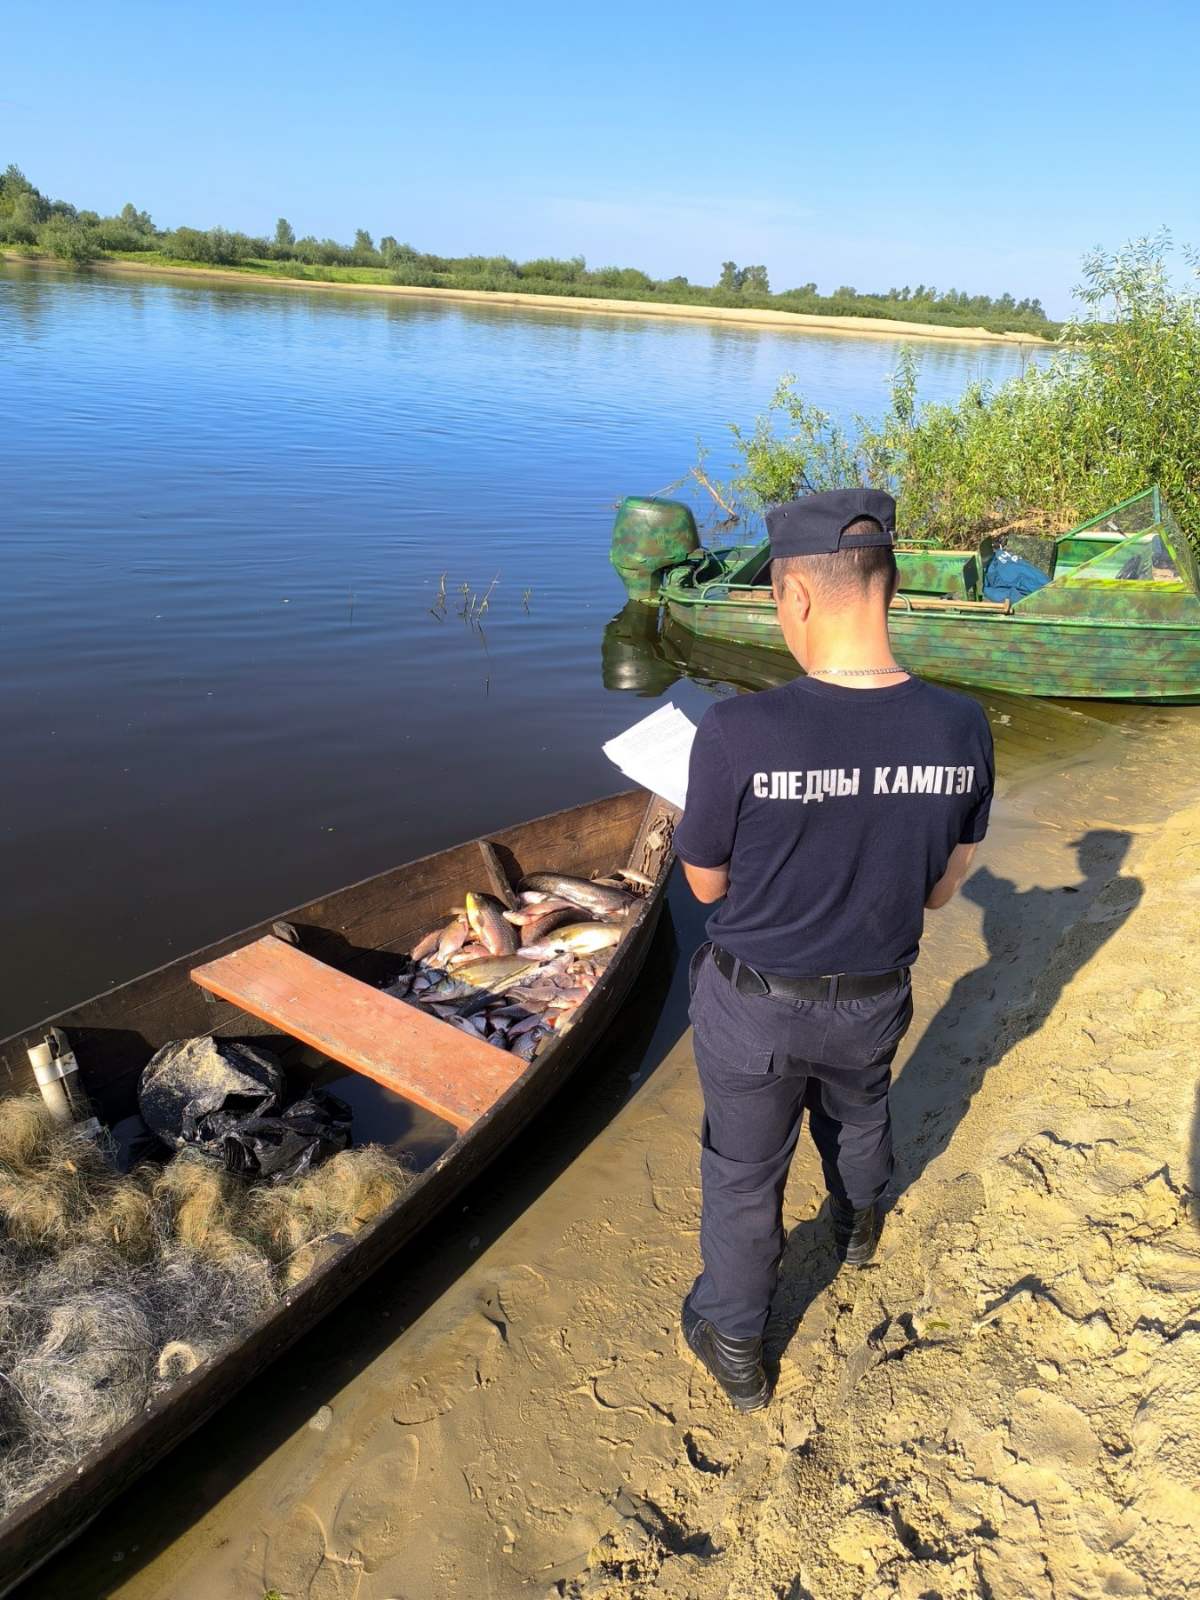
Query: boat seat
191 935 525 1133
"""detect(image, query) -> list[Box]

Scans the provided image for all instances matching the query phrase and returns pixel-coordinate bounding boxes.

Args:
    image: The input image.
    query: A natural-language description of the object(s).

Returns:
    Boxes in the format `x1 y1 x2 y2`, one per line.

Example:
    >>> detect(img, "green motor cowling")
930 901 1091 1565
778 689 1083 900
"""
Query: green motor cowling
611 496 700 603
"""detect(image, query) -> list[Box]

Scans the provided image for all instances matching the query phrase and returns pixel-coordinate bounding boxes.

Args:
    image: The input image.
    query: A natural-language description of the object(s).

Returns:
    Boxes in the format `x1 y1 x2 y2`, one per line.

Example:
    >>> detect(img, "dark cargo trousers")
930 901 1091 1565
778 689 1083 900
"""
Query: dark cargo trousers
687 944 914 1341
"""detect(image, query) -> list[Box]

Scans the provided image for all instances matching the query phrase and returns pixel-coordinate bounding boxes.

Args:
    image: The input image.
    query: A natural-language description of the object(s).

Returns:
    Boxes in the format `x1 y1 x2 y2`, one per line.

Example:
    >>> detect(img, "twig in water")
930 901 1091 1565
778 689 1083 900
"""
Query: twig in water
689 462 739 520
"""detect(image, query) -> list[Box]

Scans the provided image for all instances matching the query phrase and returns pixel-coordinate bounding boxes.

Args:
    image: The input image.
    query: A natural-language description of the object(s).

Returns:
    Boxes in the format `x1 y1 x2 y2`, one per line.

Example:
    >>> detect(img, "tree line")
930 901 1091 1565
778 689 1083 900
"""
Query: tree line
0 165 1054 334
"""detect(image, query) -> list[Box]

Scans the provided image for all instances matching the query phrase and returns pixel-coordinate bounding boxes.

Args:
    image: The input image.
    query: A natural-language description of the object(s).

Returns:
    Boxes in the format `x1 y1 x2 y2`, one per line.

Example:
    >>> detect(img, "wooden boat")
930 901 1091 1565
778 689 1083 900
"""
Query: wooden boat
0 789 675 1596
611 488 1200 702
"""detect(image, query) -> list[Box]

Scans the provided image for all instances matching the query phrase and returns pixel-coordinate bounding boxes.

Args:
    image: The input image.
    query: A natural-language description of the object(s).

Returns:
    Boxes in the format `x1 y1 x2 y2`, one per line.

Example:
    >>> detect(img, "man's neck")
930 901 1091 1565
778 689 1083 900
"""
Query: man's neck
799 611 908 689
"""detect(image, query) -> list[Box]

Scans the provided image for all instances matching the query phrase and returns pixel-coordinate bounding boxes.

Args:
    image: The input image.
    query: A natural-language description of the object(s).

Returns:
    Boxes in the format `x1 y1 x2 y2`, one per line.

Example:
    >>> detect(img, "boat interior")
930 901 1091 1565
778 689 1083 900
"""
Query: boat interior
0 791 675 1154
689 488 1198 608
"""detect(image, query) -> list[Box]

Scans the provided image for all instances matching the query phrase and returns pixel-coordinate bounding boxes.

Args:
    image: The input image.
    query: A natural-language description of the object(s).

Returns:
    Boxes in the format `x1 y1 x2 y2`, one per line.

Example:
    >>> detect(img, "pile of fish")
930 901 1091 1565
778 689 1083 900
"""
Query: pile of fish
384 869 653 1061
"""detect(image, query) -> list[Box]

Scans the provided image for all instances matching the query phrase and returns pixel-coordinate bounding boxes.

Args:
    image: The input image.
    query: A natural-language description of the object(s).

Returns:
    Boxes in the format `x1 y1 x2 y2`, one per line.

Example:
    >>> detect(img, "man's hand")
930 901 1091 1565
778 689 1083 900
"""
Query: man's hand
926 842 977 909
682 861 730 904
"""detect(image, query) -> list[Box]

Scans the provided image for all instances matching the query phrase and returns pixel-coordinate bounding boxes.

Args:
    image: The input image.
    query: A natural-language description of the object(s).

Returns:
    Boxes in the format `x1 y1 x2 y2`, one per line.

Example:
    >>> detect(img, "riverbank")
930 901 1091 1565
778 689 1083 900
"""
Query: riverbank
1 252 1055 345
30 701 1198 1600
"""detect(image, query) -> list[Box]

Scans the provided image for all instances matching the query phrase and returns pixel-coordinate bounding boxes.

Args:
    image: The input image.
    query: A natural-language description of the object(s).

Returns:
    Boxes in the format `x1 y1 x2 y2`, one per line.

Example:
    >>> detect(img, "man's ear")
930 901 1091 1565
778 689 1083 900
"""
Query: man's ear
781 570 813 620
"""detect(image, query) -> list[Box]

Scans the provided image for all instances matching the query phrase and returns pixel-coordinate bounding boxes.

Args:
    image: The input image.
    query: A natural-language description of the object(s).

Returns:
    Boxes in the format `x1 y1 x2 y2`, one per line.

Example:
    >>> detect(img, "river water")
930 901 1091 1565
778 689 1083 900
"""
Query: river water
1 263 1042 1035
6 267 1200 1597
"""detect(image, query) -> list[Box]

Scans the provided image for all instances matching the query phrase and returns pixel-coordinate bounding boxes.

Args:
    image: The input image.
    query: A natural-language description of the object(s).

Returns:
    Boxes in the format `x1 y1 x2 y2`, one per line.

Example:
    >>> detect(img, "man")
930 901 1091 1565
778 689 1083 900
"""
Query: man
674 487 994 1413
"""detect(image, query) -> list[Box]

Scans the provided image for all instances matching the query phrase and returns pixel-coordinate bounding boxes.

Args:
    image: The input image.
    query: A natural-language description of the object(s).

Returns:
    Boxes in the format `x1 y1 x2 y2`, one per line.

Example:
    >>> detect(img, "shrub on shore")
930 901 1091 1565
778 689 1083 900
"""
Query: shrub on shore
702 234 1200 545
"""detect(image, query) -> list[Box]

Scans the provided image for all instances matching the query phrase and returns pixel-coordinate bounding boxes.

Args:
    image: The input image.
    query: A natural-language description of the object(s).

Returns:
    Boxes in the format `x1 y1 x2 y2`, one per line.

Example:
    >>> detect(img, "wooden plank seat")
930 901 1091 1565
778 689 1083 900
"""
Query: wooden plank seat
891 592 1011 614
191 935 525 1133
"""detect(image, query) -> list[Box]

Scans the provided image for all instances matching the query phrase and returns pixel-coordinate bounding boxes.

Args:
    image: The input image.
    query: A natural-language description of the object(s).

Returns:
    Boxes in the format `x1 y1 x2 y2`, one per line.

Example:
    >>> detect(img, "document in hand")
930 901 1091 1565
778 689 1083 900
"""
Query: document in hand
601 703 697 811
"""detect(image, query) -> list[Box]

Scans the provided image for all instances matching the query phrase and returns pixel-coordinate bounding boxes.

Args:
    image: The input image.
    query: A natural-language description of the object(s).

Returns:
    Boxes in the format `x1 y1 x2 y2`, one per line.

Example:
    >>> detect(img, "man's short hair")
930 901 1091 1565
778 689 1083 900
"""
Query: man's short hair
772 518 899 608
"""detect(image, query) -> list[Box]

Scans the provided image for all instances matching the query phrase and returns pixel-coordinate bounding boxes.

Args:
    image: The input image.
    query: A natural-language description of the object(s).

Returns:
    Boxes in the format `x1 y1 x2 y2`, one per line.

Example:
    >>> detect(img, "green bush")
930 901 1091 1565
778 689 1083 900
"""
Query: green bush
517 255 585 282
705 234 1200 545
36 219 101 264
389 265 442 288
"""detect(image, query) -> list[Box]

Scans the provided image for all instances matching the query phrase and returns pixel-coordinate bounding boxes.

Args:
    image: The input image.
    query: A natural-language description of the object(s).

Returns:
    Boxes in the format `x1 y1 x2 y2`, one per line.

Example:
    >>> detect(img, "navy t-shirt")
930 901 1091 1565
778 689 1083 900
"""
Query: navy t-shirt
675 676 994 976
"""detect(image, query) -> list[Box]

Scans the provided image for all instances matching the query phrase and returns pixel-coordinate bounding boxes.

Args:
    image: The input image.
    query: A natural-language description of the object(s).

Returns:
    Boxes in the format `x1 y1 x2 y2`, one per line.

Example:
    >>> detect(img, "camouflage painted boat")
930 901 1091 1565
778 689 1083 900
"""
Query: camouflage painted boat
609 488 1200 702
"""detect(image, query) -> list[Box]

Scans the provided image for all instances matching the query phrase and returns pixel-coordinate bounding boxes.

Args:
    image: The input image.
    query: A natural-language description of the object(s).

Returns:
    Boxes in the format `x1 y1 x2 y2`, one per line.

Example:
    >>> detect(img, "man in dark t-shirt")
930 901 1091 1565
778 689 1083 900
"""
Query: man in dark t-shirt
674 487 994 1412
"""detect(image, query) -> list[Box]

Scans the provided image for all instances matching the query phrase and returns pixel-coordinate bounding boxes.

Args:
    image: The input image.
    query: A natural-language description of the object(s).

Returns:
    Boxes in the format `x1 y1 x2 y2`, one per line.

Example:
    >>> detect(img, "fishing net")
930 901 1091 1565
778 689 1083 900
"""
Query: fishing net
0 1095 412 1520
247 1146 411 1286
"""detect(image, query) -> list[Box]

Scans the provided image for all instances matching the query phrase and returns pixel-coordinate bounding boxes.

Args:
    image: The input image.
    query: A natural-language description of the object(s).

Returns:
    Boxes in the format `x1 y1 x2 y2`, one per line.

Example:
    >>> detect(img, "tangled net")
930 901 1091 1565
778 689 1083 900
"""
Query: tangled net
0 1097 411 1518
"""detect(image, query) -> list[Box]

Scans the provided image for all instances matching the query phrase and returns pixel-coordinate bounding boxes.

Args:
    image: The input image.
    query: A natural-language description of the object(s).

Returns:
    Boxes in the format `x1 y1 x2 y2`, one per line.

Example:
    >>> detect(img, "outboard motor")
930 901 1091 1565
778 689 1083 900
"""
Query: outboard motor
610 496 699 603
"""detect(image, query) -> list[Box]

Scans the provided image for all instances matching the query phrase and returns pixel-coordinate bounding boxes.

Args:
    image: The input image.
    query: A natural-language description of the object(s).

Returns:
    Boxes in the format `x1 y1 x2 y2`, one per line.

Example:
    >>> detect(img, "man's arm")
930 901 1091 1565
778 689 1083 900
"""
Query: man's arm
682 860 730 904
674 711 737 903
926 842 977 910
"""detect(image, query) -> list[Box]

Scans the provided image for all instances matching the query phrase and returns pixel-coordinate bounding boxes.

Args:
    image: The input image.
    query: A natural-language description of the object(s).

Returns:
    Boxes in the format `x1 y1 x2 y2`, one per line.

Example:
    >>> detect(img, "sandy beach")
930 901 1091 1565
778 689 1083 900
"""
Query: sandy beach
24 700 1191 1600
1 253 1054 346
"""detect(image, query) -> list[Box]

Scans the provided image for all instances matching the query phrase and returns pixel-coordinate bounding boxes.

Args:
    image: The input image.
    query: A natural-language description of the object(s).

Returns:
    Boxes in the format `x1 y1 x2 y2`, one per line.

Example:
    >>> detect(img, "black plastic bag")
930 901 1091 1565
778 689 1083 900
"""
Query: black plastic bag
138 1036 351 1182
218 1092 352 1182
139 1037 285 1149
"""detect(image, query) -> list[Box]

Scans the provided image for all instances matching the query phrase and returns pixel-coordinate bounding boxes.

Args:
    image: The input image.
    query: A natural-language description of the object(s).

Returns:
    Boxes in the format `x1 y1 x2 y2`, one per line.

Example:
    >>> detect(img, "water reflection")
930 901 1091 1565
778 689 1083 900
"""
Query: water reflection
600 601 1117 777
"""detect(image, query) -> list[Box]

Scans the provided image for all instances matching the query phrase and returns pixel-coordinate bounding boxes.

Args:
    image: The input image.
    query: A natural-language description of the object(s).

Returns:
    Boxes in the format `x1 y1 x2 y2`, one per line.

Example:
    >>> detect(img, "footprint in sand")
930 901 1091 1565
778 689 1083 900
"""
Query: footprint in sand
392 1303 510 1425
330 1438 421 1571
307 1553 365 1600
263 1504 325 1598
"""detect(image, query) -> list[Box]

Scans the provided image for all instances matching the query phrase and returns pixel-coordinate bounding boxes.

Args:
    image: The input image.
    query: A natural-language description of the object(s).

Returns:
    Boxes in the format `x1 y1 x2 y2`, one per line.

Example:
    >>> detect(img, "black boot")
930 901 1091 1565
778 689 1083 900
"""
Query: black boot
681 1298 770 1413
830 1198 881 1267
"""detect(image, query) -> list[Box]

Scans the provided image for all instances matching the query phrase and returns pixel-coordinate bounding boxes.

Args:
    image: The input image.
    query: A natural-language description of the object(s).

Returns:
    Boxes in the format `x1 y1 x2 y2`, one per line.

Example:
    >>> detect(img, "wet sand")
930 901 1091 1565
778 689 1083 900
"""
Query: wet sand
2 254 1054 346
25 702 1200 1600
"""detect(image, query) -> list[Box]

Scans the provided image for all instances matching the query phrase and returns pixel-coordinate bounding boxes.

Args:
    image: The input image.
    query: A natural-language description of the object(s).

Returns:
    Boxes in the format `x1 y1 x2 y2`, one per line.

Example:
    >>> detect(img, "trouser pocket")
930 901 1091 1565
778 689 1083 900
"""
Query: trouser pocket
687 940 712 1001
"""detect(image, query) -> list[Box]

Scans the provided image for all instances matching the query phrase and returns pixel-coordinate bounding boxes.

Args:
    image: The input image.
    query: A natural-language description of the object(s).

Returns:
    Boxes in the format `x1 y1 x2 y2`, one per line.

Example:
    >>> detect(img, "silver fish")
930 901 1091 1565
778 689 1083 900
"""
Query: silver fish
518 872 634 917
616 867 655 889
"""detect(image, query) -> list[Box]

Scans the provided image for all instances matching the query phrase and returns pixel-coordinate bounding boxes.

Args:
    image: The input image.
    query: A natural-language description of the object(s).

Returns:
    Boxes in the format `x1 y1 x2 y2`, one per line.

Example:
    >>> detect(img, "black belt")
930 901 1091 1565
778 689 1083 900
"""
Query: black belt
710 943 906 1004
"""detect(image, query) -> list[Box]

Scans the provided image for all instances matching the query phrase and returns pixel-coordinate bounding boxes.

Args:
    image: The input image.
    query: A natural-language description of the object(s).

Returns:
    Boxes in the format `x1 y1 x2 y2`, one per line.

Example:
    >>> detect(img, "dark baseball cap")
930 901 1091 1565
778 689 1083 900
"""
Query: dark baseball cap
766 488 896 558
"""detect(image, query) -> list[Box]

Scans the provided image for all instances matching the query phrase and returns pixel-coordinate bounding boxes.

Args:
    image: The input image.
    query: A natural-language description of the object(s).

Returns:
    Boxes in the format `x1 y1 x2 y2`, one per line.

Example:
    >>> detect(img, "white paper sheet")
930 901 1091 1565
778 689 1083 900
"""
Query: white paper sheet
601 703 697 811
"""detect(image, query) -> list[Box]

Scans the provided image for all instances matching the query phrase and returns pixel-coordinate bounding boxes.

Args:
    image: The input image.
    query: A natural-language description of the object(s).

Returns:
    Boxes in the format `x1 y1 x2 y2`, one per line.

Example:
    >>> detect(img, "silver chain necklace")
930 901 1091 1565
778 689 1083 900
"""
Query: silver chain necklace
808 665 907 677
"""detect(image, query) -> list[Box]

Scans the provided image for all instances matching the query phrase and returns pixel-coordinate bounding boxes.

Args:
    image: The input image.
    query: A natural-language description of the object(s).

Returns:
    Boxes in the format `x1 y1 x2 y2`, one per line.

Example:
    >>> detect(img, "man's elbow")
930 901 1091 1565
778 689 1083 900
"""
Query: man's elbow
926 843 979 910
682 862 729 903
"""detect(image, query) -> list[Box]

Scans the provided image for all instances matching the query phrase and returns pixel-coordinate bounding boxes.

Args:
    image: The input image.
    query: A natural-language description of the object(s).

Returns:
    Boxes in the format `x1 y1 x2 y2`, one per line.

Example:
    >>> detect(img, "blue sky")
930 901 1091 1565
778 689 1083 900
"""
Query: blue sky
4 0 1197 315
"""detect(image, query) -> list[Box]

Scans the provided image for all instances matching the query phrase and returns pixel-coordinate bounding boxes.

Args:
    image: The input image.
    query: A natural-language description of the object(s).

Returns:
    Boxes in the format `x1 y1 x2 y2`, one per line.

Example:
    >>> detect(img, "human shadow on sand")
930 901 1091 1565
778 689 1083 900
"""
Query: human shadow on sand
767 828 1142 1357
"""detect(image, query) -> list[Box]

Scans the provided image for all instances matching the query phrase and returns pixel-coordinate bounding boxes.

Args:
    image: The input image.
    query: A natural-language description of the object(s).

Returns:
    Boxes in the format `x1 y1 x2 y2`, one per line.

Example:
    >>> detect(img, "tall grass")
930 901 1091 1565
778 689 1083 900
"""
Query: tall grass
707 234 1200 545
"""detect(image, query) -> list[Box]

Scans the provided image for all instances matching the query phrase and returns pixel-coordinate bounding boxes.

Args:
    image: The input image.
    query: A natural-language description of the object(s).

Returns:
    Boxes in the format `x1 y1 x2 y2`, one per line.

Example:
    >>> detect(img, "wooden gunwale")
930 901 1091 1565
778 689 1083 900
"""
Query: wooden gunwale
0 789 673 1597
